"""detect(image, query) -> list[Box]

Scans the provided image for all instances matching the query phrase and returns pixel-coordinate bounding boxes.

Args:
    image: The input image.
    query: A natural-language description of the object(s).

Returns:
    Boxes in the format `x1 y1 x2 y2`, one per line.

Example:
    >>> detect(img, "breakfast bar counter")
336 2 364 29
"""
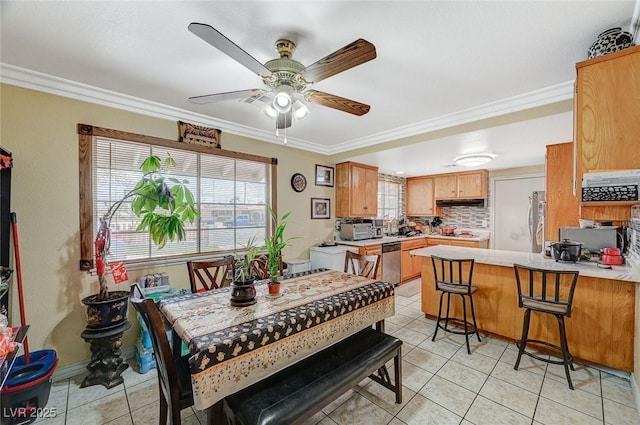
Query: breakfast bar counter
412 245 638 371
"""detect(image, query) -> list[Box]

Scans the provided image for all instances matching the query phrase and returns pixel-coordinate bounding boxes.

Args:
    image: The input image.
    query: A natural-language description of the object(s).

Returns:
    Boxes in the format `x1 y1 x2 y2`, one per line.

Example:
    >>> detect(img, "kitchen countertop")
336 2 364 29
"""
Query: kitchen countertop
424 233 490 242
411 245 640 283
309 245 355 253
335 234 427 247
335 229 490 247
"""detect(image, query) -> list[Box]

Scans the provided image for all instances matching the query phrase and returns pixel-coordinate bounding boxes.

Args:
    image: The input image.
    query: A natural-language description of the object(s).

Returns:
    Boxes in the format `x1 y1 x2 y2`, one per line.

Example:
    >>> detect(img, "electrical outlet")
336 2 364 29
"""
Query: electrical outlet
481 220 487 228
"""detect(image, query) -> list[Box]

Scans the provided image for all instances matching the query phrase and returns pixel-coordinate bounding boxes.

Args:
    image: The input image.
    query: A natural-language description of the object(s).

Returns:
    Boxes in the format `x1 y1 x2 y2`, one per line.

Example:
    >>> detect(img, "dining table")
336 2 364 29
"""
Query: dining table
157 268 395 420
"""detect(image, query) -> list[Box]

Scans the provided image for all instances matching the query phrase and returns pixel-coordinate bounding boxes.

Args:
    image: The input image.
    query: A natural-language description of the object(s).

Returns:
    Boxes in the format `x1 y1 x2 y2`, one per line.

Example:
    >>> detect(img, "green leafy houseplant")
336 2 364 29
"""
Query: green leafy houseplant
93 154 199 301
264 206 293 284
233 236 260 284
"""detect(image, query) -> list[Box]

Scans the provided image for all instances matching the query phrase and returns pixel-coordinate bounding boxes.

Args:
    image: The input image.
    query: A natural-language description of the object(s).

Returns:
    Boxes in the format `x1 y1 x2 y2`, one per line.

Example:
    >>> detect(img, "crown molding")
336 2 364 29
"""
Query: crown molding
0 64 331 154
1 63 572 156
325 80 575 154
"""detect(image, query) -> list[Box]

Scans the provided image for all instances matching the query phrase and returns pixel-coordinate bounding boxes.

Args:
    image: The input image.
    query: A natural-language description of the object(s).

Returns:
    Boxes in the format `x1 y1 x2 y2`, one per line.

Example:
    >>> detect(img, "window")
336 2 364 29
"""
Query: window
377 181 400 220
78 124 276 270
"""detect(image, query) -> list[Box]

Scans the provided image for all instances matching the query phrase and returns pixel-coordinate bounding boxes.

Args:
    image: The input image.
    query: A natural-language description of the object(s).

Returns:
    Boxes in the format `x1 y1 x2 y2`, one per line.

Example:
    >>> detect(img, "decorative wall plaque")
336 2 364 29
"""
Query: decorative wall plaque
178 120 221 148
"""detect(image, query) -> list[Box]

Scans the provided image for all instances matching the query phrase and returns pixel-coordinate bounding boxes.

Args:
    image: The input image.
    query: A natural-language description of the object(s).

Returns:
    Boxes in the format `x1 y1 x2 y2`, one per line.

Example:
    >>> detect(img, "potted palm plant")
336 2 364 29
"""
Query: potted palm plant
83 154 199 328
264 206 293 295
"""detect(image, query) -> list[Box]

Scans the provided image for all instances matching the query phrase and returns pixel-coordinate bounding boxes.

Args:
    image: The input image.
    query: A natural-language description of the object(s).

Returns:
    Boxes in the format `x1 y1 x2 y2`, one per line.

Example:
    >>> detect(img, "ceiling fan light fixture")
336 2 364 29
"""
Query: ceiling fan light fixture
453 153 495 167
263 104 278 120
273 91 292 113
292 100 310 120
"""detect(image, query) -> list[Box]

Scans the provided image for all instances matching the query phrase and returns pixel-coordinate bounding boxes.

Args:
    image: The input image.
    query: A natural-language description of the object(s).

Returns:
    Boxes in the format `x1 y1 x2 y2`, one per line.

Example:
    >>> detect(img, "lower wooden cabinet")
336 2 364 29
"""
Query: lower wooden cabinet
400 238 426 283
426 238 489 248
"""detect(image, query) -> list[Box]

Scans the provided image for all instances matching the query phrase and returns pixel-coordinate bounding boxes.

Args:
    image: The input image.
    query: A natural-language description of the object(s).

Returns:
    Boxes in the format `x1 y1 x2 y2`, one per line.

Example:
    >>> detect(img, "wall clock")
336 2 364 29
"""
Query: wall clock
291 173 307 192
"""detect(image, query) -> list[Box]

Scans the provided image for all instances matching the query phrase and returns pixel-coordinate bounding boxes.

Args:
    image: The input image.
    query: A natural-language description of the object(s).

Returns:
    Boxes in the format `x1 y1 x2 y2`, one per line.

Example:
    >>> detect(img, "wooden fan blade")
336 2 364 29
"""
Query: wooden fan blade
189 89 266 104
189 23 272 78
301 39 376 84
305 90 370 116
276 111 292 129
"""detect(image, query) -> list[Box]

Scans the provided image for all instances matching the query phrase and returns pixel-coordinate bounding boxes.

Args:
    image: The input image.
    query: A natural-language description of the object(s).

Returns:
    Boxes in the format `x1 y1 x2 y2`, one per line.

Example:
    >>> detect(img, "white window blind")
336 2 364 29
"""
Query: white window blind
94 137 268 262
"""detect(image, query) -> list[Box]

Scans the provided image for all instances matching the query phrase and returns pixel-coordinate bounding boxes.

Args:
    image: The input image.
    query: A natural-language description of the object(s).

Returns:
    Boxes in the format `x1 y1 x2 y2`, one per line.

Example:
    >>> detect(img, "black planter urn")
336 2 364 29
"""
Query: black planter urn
81 290 130 329
80 290 131 389
230 281 256 307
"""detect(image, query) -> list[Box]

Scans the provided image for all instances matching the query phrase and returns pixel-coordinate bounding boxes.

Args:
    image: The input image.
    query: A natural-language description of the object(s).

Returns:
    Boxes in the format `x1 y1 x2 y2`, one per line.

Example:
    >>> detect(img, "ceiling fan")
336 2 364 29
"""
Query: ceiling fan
187 23 377 130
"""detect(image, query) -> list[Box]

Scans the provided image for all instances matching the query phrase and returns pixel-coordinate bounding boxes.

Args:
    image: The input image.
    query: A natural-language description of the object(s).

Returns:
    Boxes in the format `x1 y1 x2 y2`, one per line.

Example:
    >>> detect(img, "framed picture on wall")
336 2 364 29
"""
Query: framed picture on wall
315 165 334 187
311 198 331 219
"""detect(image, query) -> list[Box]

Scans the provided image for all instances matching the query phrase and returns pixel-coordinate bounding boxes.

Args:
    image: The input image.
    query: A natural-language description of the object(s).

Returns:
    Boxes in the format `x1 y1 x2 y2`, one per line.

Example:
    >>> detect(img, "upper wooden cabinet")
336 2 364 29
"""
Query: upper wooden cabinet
406 177 434 216
575 45 640 220
336 161 378 217
434 170 488 200
545 142 579 241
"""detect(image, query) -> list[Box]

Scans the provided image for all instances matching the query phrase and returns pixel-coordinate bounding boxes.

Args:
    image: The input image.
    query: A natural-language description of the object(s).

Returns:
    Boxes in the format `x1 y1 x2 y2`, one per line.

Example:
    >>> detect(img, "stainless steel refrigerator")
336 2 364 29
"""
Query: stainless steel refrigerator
528 191 545 253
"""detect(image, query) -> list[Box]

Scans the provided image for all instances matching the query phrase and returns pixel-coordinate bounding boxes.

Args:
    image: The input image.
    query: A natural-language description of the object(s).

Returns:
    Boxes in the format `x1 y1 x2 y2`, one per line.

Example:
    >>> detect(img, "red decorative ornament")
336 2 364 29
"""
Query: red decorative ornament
109 262 129 284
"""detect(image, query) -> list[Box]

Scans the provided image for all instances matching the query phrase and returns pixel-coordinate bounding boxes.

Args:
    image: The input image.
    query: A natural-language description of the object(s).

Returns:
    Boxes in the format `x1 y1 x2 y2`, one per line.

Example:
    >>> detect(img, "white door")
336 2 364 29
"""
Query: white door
492 175 544 252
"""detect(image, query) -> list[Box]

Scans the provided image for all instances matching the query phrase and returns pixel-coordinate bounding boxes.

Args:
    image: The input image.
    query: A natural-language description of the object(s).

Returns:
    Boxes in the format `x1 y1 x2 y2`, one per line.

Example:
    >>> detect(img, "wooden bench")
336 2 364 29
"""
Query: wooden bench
223 326 402 425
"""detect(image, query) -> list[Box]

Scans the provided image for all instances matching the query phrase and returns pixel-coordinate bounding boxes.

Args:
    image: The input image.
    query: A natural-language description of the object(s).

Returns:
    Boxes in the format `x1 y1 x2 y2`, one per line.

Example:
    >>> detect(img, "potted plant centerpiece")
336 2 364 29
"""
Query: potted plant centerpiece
83 154 199 328
264 206 294 296
229 237 259 306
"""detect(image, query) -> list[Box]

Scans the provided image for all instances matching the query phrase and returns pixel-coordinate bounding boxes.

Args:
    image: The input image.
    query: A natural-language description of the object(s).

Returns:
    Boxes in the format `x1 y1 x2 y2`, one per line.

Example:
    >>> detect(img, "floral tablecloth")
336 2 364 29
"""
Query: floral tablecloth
158 269 395 410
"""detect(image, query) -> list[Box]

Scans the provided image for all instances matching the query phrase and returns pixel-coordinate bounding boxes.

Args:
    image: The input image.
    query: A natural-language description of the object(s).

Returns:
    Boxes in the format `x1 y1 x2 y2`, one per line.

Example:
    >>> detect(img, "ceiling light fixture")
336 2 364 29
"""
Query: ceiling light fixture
264 86 310 144
453 153 495 167
273 91 292 113
263 104 278 120
292 100 310 120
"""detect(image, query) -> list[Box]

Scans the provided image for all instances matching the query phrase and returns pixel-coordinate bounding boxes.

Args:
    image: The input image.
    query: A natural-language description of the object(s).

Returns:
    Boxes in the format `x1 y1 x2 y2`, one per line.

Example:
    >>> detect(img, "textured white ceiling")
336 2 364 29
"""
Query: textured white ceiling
1 1 637 175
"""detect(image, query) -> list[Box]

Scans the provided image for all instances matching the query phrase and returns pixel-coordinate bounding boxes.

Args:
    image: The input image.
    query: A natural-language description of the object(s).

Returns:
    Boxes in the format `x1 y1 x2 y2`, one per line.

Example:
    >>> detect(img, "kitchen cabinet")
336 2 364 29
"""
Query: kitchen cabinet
545 142 579 241
406 177 434 216
400 238 426 282
336 161 378 217
420 259 635 371
575 45 640 221
426 237 489 249
434 170 488 200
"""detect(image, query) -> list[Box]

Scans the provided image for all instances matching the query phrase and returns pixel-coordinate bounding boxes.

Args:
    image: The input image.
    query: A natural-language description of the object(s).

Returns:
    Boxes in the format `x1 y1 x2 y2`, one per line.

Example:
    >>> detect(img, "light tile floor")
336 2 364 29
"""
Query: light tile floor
39 279 639 425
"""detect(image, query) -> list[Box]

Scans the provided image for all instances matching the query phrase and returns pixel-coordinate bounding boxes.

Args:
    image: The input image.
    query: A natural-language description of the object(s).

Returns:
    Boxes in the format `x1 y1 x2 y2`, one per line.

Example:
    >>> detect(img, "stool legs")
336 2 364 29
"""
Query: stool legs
469 295 481 343
432 292 446 342
557 314 575 390
432 291 480 355
515 309 575 390
514 309 531 371
460 293 470 355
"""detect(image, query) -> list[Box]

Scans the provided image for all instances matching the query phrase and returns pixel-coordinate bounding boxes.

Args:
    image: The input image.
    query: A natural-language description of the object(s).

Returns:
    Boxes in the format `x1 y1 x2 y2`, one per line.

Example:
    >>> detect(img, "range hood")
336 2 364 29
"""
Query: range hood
436 198 486 207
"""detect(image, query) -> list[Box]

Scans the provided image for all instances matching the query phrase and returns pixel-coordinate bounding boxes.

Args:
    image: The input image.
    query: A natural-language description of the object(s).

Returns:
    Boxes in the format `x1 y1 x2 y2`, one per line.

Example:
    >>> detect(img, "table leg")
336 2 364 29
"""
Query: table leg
375 319 385 333
206 400 224 425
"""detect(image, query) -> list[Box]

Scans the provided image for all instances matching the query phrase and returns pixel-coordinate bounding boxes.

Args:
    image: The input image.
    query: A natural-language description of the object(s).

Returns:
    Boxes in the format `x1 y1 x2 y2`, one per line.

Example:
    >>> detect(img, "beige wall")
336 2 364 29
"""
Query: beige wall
0 84 335 366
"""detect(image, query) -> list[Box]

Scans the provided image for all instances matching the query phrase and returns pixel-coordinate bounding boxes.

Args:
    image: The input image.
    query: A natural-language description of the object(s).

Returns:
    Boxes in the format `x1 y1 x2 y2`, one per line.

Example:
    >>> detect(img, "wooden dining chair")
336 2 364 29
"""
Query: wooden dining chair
344 251 380 279
187 255 235 293
251 254 284 280
129 283 194 425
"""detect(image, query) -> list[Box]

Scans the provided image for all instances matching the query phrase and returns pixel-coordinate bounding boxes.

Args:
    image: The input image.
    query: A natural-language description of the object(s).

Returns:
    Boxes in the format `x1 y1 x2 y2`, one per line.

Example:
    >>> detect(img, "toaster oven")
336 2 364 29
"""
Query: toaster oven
340 223 373 241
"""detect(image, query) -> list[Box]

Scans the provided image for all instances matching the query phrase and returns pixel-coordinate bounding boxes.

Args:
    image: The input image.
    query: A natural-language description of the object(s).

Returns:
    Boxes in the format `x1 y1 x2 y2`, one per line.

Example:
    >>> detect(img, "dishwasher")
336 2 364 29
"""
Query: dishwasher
382 241 401 286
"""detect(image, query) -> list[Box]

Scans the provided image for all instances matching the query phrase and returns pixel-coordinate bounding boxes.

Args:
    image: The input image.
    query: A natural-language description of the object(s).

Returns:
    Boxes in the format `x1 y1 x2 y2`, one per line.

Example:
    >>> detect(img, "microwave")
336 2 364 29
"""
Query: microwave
364 219 384 239
340 223 373 241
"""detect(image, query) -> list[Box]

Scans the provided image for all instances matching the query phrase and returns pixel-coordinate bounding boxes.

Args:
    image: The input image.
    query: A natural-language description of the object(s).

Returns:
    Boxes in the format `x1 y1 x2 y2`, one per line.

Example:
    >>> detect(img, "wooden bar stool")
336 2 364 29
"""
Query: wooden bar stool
430 256 480 354
513 264 579 389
